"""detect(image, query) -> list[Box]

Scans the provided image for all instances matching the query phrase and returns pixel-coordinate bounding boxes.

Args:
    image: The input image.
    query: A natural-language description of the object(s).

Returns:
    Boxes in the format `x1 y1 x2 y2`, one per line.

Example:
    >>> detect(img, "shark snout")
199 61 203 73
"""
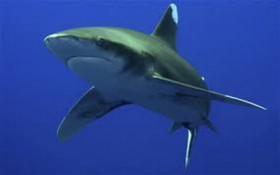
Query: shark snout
44 33 99 64
44 33 82 63
44 33 69 42
44 33 77 50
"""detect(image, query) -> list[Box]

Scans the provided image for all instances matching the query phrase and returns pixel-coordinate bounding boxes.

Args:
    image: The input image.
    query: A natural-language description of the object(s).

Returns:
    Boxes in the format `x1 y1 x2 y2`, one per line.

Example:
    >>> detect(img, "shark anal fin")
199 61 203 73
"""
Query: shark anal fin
169 122 183 134
151 74 266 110
57 87 129 142
152 3 178 50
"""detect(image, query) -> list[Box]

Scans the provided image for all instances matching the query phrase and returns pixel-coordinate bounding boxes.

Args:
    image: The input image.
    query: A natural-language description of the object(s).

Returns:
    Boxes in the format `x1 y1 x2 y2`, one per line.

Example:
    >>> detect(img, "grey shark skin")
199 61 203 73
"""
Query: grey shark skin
44 3 266 168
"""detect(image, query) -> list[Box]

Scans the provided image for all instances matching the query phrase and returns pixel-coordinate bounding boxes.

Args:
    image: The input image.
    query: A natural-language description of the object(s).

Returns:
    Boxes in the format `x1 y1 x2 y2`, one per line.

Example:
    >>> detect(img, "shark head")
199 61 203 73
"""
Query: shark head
44 28 124 64
44 27 131 83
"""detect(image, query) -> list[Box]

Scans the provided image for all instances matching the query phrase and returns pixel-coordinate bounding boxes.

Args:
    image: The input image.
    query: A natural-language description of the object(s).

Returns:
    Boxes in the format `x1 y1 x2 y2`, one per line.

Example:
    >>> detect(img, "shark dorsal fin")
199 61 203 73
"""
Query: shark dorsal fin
152 3 178 50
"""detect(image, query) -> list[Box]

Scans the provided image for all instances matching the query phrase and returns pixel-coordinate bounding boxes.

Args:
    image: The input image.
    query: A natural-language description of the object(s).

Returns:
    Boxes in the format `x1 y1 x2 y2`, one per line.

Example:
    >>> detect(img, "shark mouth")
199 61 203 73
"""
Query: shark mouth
66 56 112 64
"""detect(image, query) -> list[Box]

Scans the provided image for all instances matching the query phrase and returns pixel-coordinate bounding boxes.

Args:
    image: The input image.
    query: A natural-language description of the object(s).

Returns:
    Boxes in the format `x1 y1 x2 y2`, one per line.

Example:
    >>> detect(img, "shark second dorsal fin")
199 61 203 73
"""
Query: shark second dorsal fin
152 3 178 50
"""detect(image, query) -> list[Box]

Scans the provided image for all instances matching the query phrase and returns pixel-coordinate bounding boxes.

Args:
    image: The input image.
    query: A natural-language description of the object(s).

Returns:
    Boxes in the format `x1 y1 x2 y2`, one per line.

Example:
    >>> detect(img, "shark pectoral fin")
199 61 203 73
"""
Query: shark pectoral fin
185 127 197 170
57 87 129 142
151 74 267 110
152 3 178 50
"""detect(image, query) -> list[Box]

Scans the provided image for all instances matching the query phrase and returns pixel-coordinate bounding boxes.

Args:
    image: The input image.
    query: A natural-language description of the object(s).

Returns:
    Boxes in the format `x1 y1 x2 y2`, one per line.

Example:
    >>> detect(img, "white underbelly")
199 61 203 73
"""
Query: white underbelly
67 57 206 123
114 76 206 123
67 56 125 97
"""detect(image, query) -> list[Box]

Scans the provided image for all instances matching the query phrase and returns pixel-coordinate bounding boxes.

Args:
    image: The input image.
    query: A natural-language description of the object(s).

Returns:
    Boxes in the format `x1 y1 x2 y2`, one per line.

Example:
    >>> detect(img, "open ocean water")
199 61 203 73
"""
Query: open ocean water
0 0 279 174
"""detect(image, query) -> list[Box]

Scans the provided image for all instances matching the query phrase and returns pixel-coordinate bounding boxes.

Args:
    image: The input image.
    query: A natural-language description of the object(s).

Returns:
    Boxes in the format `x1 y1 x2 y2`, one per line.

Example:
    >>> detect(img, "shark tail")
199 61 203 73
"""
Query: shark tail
185 127 197 170
169 122 198 170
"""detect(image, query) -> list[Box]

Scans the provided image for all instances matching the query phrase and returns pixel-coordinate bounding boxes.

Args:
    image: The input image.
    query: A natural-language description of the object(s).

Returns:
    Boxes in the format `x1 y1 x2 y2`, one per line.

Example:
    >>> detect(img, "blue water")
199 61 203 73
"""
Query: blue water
0 0 279 174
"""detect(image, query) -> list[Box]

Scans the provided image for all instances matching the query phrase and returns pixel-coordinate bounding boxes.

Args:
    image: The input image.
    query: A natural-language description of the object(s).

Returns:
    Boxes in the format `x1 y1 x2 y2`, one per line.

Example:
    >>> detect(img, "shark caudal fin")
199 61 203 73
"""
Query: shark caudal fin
152 3 178 50
185 126 197 170
169 122 198 169
185 127 197 170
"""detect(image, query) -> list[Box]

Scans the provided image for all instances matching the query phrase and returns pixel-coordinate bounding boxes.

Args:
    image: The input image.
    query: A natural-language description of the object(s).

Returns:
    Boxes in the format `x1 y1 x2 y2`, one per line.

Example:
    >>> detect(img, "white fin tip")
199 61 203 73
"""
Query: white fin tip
185 129 192 169
170 3 178 24
201 76 205 81
224 95 267 110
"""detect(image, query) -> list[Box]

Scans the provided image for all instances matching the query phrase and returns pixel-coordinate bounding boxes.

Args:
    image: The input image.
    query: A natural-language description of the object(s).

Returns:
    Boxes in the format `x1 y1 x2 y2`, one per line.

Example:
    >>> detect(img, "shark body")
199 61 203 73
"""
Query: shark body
44 4 266 168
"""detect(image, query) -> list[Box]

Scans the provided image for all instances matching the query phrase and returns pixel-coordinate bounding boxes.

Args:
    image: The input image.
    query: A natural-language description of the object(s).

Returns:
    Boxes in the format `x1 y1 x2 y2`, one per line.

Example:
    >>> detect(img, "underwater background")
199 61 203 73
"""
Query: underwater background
0 0 279 174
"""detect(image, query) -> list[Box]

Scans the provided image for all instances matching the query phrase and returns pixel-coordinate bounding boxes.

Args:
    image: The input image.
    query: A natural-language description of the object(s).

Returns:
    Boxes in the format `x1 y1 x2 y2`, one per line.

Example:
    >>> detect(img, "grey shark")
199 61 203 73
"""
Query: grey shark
44 3 266 168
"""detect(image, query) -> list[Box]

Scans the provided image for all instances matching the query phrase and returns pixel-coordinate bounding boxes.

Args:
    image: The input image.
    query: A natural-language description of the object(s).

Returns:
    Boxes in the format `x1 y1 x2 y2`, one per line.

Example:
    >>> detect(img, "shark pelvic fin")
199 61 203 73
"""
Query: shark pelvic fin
204 118 220 134
185 127 197 170
152 3 178 50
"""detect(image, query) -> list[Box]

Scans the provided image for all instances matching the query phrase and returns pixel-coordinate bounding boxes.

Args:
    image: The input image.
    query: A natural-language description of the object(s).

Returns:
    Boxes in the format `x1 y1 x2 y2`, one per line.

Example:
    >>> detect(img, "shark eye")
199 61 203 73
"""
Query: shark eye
95 36 107 47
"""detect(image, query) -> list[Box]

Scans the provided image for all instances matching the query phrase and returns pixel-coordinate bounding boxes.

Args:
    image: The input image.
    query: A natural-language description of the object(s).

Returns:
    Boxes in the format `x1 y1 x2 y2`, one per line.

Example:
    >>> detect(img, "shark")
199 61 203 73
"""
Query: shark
44 3 266 168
